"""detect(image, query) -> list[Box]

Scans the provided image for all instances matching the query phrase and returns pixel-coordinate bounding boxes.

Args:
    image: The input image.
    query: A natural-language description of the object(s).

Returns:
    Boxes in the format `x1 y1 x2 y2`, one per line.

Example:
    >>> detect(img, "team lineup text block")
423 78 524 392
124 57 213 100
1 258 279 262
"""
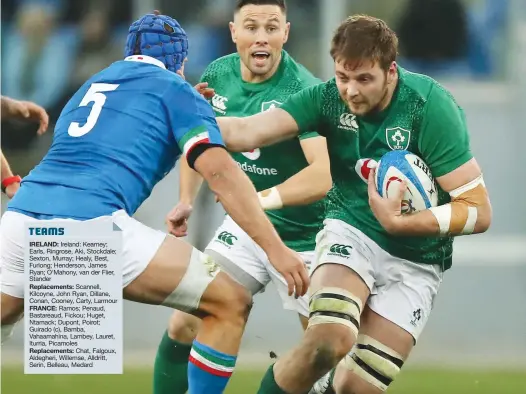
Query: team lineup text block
24 218 123 374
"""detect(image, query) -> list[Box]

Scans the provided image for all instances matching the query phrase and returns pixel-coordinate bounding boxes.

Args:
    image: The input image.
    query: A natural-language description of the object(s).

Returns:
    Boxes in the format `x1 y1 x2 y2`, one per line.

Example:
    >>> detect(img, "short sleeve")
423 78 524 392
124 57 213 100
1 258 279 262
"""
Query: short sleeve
280 83 324 134
298 130 321 140
163 81 225 166
417 86 473 177
198 64 212 84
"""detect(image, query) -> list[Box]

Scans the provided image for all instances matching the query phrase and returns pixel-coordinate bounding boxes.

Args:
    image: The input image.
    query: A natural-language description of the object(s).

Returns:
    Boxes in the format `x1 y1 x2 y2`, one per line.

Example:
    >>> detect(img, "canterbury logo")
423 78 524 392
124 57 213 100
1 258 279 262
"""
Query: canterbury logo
339 113 358 131
211 95 228 113
217 231 237 246
329 244 352 256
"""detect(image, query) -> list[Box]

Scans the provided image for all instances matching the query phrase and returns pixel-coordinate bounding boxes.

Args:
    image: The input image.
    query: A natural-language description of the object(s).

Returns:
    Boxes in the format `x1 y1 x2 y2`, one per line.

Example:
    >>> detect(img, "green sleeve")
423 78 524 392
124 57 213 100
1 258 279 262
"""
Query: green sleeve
198 65 212 84
417 86 473 177
298 130 320 140
280 83 324 135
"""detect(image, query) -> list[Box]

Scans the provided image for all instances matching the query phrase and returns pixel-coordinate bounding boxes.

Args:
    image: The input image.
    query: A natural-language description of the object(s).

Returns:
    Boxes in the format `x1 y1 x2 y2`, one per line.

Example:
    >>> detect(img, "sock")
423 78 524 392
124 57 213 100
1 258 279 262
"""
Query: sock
257 364 288 394
326 368 337 394
187 339 237 394
153 330 193 394
310 368 336 393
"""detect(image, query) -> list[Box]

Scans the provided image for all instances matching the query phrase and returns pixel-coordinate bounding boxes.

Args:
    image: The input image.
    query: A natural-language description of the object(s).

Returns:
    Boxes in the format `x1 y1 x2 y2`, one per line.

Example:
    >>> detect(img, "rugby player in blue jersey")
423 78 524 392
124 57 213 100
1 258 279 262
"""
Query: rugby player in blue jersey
0 12 308 394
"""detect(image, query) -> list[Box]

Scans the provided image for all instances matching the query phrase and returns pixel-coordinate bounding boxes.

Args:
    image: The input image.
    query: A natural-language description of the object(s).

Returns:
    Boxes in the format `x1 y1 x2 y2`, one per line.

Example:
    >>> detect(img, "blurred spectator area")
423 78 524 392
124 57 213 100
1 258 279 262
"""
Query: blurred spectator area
343 0 511 80
1 0 131 150
0 0 514 156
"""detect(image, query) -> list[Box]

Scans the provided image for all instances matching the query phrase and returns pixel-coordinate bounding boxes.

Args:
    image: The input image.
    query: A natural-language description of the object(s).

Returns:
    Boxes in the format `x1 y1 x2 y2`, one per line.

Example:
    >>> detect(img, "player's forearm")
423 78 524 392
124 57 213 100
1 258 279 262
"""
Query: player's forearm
217 117 254 152
262 162 332 208
1 152 14 181
207 161 285 254
388 202 492 237
217 111 297 152
179 157 204 204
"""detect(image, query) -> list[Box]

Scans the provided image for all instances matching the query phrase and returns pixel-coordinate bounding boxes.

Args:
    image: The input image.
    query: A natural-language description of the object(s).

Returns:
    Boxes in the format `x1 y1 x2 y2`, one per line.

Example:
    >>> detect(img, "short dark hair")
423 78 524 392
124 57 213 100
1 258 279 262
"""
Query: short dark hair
235 0 286 13
330 15 398 71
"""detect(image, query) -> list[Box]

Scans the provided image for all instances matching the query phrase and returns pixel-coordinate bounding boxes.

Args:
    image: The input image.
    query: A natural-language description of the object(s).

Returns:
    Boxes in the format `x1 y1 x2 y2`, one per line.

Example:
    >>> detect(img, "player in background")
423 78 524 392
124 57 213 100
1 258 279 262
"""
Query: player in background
215 15 492 394
0 12 309 394
152 1 330 393
1 96 49 198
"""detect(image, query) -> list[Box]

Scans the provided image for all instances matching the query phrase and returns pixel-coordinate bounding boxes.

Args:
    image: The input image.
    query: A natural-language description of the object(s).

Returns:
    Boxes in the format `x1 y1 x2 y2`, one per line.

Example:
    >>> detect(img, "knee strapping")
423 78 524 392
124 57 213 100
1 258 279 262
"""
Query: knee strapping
308 287 363 338
343 334 404 391
161 248 220 312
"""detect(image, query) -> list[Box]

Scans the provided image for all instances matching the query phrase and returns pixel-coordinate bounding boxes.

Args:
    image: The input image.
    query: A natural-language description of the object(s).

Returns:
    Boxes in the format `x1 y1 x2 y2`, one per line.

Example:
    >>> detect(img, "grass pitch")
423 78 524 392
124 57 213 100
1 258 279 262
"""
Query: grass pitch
2 365 525 393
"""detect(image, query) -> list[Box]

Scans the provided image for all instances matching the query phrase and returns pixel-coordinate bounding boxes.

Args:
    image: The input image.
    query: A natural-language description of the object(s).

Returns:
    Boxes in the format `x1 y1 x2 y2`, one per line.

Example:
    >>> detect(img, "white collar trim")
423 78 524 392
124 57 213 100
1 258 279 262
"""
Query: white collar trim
124 55 166 69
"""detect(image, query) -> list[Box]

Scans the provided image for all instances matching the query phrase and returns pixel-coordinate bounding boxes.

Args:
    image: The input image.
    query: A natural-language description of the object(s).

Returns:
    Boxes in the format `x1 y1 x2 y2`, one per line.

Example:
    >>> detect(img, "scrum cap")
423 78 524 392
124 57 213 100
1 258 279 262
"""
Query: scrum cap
124 11 188 73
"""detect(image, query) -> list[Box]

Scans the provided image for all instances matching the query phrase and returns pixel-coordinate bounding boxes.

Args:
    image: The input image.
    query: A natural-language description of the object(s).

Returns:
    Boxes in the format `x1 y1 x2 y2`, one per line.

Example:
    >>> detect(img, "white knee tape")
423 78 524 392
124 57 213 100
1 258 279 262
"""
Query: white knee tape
161 248 220 313
343 335 404 391
307 287 363 338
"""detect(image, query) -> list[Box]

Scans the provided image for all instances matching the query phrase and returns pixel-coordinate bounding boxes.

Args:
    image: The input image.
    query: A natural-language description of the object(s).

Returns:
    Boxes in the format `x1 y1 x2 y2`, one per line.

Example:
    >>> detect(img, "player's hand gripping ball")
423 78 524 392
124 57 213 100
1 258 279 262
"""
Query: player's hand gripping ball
375 150 438 214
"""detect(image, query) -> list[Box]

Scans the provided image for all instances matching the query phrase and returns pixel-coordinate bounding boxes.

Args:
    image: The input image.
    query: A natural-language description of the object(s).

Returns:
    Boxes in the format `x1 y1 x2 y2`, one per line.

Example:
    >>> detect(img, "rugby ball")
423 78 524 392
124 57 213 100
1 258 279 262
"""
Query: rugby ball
375 150 438 214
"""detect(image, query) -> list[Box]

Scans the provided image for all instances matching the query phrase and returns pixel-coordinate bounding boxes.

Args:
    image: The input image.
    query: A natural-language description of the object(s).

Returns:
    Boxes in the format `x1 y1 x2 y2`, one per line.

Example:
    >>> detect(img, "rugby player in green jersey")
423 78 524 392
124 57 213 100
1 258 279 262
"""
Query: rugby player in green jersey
217 14 493 394
152 2 331 393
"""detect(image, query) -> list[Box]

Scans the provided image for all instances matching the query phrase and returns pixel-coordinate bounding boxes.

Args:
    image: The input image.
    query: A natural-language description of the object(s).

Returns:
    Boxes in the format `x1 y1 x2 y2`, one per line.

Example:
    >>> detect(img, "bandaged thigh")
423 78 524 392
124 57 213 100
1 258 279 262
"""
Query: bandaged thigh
343 334 404 391
161 248 220 313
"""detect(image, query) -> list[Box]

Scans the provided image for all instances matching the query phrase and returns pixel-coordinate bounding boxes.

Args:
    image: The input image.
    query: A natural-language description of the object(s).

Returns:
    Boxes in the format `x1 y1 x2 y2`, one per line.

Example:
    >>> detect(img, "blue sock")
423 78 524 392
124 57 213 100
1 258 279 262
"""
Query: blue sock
187 340 237 394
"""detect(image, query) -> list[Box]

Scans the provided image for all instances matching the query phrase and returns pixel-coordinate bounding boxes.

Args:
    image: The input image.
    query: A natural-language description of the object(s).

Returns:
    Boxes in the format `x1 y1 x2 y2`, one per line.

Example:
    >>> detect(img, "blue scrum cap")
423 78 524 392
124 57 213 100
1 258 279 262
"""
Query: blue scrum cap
124 11 188 73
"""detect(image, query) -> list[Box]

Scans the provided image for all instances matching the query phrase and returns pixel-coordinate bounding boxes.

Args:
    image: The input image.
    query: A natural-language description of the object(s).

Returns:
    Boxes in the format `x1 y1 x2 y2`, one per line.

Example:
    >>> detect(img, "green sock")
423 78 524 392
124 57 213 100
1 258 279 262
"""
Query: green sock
326 368 336 393
257 364 289 394
153 330 193 394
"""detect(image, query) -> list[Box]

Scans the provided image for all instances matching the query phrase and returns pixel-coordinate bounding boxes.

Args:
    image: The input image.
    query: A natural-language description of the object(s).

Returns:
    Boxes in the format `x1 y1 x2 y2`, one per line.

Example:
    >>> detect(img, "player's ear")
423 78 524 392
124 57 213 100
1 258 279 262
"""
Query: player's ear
283 22 290 44
387 61 397 84
229 21 236 43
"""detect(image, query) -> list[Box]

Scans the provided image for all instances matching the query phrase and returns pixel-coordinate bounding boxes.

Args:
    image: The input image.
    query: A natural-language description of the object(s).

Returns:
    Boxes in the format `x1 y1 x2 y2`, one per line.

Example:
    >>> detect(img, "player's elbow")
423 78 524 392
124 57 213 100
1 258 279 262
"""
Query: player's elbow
475 201 492 234
194 147 240 193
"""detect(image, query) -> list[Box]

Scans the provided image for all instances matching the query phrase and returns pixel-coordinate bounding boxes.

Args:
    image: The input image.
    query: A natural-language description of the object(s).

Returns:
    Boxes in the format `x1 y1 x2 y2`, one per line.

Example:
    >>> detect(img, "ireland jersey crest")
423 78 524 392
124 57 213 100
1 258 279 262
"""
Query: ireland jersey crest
386 127 411 150
261 100 282 112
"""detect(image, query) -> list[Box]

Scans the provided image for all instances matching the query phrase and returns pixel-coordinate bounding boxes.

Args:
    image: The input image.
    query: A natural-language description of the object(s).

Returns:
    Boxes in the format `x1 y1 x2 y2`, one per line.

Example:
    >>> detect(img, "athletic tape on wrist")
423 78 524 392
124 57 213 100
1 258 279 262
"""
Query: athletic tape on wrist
258 187 283 210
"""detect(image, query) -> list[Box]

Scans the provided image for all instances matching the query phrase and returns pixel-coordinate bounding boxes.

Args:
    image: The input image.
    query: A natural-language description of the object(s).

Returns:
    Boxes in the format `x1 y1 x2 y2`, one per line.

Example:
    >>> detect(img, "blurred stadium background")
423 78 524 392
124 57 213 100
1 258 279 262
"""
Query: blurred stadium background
1 0 525 393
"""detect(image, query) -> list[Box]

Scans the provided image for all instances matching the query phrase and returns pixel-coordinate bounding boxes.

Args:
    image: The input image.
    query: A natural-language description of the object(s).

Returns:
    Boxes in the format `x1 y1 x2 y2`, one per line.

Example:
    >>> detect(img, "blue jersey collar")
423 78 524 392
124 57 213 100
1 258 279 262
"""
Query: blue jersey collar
124 55 166 69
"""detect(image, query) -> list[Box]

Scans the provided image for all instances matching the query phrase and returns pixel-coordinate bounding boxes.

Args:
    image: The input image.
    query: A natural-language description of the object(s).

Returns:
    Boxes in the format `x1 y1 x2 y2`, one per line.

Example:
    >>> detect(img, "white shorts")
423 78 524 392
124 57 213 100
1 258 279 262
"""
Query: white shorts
0 210 166 299
314 219 443 342
205 215 312 317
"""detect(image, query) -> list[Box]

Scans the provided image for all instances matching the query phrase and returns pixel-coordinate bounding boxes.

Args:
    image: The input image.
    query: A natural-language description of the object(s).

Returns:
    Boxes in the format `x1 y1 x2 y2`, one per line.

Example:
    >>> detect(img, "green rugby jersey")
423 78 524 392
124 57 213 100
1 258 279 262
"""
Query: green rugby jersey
201 50 326 252
280 66 473 269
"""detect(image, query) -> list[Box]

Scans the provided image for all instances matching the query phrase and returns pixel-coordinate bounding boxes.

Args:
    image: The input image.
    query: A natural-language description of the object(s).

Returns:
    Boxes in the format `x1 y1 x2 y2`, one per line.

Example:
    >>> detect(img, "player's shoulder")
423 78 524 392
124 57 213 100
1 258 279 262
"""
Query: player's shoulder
398 66 460 108
278 51 322 93
200 53 239 82
281 51 322 87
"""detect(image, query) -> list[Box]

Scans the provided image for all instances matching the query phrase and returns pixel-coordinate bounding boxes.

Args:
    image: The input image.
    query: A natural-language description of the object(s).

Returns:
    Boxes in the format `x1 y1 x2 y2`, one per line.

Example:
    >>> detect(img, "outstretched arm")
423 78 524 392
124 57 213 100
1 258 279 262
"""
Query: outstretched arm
217 108 300 152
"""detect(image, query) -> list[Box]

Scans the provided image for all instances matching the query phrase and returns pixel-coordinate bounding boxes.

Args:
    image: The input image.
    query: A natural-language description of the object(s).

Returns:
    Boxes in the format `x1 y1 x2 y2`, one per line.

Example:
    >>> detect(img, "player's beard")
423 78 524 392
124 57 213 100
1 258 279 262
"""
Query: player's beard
352 78 390 117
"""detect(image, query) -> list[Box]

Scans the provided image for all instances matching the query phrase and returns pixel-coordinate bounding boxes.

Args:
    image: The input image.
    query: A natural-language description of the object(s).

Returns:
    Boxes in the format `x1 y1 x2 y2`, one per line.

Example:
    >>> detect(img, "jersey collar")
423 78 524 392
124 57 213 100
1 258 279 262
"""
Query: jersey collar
124 55 166 69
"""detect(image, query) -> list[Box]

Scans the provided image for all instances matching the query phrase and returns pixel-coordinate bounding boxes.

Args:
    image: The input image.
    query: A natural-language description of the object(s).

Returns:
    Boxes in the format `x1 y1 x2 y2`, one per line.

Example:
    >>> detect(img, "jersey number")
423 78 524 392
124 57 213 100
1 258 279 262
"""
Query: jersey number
68 83 119 137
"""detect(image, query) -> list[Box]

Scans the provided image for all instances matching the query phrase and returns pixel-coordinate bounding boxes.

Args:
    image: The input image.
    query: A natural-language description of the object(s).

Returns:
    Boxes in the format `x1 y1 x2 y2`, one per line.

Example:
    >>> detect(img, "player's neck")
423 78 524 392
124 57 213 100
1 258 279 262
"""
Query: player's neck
240 53 282 84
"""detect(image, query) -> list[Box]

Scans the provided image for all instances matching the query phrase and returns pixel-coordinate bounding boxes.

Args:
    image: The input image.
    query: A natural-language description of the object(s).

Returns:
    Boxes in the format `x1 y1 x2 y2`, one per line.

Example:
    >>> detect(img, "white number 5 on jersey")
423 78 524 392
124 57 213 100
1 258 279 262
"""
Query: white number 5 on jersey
68 83 119 137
